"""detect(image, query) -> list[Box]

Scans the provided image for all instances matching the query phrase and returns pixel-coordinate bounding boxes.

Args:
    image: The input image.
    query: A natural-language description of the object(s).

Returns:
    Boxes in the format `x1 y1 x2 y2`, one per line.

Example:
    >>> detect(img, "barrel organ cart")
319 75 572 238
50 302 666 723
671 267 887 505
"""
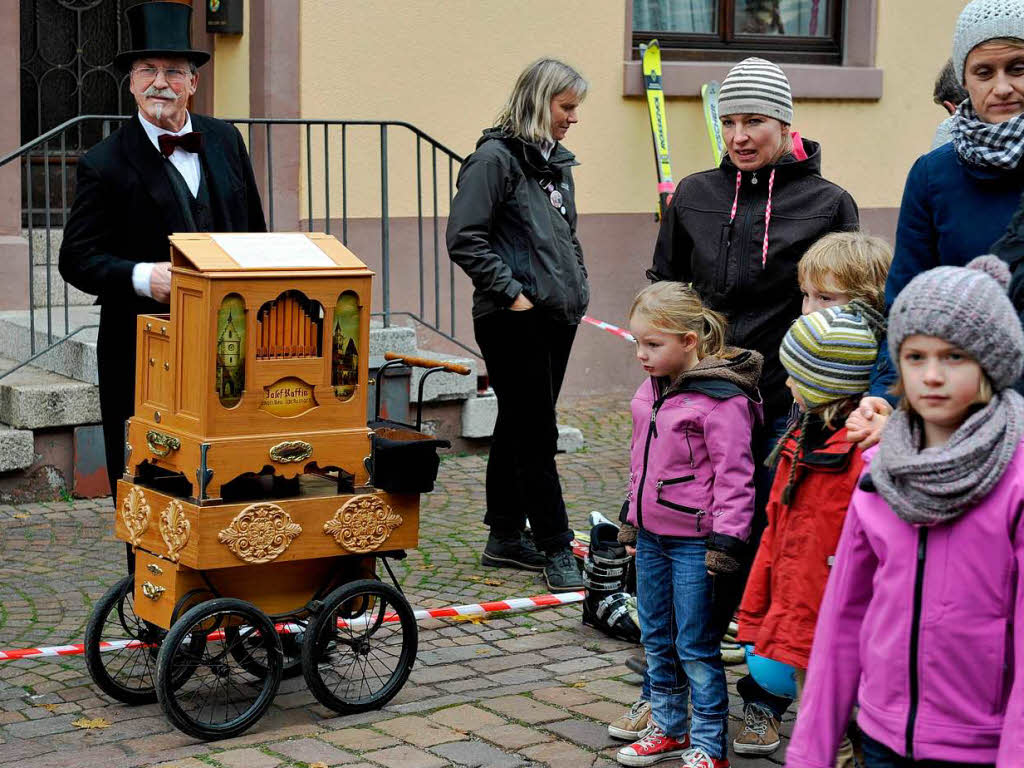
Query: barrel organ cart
83 233 463 739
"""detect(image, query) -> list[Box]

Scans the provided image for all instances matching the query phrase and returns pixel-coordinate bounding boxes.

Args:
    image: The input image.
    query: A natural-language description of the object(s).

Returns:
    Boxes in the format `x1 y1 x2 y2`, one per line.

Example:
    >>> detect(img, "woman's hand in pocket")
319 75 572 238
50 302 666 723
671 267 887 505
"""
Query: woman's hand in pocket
509 293 534 311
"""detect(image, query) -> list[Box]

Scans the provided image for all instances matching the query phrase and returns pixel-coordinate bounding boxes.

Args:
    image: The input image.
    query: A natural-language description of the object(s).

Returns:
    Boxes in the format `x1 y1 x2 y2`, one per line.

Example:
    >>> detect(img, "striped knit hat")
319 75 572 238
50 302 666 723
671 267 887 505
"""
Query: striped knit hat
718 57 793 125
780 302 883 408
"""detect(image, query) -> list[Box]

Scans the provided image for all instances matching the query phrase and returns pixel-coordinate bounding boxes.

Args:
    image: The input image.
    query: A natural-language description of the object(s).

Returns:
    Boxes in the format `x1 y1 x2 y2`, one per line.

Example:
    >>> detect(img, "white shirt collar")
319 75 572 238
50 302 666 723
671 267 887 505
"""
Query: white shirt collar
138 110 194 154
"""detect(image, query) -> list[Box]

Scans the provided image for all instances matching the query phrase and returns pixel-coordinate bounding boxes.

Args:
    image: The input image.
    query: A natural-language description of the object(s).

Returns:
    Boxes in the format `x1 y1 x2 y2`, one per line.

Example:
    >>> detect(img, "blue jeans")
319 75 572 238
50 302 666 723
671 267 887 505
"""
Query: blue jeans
861 732 993 768
637 530 729 758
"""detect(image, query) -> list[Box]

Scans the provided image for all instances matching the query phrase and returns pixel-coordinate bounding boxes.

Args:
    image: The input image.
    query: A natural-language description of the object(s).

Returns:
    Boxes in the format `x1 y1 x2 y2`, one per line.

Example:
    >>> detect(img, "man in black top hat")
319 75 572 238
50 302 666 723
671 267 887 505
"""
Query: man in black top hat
59 1 266 494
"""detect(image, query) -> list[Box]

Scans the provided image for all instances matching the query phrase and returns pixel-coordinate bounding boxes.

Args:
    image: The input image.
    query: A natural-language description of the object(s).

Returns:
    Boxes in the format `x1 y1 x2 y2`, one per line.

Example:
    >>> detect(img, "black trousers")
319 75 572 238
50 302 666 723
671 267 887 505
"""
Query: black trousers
97 305 138 496
474 309 577 553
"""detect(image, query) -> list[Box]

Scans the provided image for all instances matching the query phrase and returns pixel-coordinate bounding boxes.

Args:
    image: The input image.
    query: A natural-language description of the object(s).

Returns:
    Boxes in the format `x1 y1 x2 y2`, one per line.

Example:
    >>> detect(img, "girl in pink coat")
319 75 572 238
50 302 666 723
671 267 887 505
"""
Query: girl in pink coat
786 256 1024 768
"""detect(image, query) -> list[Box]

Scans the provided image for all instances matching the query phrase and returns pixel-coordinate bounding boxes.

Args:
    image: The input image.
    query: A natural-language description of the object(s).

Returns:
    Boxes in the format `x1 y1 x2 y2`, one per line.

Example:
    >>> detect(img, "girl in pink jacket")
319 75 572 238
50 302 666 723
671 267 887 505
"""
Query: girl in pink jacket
616 282 762 768
787 256 1024 768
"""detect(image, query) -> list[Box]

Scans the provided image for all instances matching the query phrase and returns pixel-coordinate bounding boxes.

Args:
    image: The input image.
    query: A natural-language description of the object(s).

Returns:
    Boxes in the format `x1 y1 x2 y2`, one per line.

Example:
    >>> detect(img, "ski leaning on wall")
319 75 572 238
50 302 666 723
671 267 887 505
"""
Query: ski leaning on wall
701 80 725 167
640 39 674 219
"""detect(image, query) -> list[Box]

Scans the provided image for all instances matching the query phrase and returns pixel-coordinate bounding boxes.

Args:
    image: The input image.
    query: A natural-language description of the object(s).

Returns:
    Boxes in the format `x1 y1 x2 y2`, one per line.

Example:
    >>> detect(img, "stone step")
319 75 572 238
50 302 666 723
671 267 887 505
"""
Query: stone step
407 350 478 403
368 321 418 363
32 264 95 307
24 228 64 265
0 423 35 471
0 306 100 385
459 390 584 452
0 356 101 429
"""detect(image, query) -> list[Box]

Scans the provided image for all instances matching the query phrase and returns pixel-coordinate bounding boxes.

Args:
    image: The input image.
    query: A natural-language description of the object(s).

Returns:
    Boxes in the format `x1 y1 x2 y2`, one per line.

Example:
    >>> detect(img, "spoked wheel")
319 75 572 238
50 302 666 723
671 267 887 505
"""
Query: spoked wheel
156 598 282 740
85 575 199 704
302 579 417 714
226 620 304 680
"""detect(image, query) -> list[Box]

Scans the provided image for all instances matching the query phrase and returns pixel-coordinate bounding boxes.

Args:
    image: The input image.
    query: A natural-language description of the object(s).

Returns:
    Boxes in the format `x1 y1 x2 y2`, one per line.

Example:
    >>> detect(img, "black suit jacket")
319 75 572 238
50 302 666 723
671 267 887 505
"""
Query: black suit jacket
58 113 267 490
60 113 266 308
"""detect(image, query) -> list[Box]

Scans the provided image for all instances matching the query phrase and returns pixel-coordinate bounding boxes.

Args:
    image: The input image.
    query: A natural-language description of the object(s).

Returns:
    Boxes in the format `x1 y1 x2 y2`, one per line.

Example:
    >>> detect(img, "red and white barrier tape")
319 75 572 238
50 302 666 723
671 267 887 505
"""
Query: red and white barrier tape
0 590 585 662
581 315 634 343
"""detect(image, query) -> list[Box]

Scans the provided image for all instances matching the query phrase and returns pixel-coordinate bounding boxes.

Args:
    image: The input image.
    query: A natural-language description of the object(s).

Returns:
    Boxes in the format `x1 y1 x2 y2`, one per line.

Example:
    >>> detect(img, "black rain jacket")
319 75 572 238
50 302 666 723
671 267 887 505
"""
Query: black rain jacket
446 128 589 324
649 138 859 421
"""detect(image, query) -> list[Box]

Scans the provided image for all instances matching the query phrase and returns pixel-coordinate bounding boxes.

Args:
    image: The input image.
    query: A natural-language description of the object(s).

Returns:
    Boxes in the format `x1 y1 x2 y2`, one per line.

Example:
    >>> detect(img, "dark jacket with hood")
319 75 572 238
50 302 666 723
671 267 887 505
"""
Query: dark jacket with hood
625 349 764 563
649 139 859 422
446 129 589 324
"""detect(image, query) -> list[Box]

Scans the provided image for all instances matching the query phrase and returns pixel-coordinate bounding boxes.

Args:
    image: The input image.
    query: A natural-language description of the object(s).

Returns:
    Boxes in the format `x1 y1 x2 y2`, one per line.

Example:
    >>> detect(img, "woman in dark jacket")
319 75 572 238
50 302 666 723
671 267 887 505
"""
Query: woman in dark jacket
446 58 589 591
851 0 1024 446
650 58 858 433
647 56 859 758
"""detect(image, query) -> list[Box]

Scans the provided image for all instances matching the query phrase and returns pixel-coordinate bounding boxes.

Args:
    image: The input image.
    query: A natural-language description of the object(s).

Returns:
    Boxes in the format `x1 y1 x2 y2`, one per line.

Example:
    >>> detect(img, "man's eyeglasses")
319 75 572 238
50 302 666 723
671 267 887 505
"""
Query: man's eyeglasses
131 66 192 84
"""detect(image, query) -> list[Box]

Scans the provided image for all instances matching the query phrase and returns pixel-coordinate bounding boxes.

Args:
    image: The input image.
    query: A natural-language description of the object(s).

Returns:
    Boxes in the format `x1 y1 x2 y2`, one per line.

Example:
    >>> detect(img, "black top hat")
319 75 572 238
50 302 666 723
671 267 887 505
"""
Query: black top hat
114 2 211 72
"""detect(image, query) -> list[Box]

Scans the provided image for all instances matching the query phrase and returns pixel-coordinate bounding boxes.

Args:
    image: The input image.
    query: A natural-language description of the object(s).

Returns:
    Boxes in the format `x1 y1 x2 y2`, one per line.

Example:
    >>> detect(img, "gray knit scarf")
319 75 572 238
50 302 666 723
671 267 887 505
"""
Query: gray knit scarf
950 100 1024 170
870 389 1024 525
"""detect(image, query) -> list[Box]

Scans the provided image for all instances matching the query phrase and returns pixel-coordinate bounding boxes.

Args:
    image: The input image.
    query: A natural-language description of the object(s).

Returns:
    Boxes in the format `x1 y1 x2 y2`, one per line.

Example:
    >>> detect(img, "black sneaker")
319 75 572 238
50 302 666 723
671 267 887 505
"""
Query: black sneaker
481 531 547 571
544 548 584 591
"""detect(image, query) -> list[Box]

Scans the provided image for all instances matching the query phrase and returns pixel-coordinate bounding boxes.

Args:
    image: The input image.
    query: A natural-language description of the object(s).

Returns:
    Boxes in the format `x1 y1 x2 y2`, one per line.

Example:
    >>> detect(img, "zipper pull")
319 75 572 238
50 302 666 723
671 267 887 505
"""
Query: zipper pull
656 480 663 499
696 510 705 532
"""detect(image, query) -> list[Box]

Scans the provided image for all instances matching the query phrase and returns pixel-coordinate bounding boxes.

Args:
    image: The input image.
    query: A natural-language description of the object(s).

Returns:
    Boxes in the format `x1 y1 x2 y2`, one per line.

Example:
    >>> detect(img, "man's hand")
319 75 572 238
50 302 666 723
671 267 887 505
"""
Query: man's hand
509 293 534 311
150 262 172 303
846 396 893 449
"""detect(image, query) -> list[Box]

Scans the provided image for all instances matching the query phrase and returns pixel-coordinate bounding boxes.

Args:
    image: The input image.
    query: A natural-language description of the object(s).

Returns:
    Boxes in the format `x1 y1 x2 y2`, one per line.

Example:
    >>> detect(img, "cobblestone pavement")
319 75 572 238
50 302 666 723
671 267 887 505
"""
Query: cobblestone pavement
0 395 792 768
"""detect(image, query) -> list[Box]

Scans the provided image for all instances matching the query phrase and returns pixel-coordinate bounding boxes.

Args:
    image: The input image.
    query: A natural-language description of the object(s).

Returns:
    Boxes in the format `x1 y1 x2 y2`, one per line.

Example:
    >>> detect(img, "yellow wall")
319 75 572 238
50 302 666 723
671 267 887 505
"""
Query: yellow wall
212 0 250 120
298 0 966 219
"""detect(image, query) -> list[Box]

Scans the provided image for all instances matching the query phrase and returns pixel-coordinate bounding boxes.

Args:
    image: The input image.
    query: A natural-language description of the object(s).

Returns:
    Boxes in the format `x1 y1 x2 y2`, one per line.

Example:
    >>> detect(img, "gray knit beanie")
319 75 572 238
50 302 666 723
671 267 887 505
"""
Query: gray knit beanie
888 255 1024 390
717 57 793 125
952 0 1024 84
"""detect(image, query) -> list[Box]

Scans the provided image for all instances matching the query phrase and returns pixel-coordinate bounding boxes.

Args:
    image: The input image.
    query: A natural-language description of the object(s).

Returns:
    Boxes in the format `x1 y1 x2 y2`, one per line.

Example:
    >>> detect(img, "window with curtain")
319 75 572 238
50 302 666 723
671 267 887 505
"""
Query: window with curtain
632 0 843 64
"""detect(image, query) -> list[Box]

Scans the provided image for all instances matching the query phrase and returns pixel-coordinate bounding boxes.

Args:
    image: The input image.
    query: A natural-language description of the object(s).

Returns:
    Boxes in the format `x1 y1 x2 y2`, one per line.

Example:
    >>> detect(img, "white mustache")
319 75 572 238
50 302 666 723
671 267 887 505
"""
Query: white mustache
143 85 179 100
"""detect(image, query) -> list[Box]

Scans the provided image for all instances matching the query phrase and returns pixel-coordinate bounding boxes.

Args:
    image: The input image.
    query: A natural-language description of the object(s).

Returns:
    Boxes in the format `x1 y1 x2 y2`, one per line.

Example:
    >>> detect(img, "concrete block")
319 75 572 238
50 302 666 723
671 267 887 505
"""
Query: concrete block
0 424 34 471
409 352 477 403
557 424 584 453
25 228 64 265
32 265 94 307
461 393 497 438
369 323 417 359
0 358 101 429
0 306 100 384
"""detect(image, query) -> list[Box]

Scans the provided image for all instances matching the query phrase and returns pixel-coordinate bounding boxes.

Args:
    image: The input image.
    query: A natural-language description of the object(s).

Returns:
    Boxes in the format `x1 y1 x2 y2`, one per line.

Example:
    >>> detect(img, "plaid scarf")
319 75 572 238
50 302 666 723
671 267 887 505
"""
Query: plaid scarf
950 100 1024 170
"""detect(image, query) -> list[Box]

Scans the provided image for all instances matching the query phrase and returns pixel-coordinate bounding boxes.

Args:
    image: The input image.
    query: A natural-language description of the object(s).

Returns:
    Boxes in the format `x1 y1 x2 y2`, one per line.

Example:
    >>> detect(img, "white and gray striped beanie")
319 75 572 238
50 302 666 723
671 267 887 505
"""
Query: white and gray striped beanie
718 57 793 125
953 0 1024 84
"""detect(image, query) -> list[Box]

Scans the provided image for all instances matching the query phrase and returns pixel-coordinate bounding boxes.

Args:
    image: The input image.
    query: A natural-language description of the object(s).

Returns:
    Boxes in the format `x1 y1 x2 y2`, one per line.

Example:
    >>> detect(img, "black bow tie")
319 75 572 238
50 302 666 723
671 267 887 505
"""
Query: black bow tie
158 131 204 158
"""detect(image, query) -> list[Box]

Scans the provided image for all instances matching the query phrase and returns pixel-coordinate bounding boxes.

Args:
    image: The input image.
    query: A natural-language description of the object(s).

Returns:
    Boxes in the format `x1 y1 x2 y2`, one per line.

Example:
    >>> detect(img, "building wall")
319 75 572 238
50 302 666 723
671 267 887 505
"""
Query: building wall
297 0 965 218
212 0 251 120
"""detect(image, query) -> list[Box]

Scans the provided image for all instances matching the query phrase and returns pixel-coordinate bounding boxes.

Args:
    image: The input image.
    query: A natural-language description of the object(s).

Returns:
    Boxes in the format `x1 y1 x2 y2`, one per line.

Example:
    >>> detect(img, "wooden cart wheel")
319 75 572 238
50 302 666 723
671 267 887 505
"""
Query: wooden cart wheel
156 597 282 740
226 621 304 680
302 579 417 714
85 575 201 705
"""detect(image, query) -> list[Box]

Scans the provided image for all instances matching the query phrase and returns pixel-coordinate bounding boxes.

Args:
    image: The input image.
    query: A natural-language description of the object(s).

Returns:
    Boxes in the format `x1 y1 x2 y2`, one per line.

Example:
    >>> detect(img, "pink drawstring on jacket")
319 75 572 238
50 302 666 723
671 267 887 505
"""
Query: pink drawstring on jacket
729 168 776 268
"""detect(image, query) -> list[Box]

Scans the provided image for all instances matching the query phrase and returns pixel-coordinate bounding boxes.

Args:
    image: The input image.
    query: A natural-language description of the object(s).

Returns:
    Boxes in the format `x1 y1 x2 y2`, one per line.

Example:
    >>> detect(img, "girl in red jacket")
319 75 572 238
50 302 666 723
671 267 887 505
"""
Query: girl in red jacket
736 300 885 766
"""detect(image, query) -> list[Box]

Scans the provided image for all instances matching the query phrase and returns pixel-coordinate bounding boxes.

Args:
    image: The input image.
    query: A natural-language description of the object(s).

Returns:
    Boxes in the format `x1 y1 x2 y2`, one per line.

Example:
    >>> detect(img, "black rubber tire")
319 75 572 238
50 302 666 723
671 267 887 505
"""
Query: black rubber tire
84 576 162 705
302 579 417 714
226 623 303 680
156 597 282 741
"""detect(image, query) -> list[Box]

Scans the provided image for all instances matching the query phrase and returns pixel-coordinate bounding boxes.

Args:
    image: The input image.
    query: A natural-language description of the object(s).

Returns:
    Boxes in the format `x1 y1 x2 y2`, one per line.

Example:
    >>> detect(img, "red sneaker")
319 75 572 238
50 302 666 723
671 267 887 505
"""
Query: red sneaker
615 724 690 766
680 746 730 768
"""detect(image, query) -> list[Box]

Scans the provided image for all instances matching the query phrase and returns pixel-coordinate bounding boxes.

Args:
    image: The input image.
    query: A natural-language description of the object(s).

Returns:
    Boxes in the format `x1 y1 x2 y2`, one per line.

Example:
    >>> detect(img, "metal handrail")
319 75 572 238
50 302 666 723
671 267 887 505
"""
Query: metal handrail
1 114 477 382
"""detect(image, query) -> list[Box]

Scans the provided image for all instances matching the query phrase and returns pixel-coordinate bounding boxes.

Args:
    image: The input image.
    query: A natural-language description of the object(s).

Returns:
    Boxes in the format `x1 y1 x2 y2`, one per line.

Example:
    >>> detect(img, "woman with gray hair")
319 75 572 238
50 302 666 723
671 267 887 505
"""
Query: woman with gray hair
447 58 589 591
